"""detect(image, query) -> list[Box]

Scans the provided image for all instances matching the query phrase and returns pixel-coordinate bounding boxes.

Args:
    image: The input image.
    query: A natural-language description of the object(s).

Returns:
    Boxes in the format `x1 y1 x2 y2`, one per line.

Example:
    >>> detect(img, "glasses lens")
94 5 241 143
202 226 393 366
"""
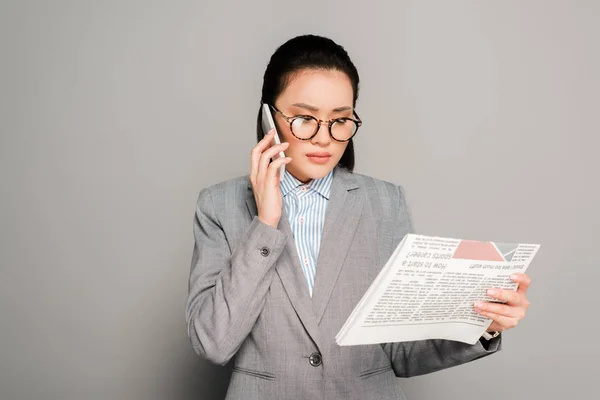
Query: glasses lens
291 117 319 139
331 119 359 141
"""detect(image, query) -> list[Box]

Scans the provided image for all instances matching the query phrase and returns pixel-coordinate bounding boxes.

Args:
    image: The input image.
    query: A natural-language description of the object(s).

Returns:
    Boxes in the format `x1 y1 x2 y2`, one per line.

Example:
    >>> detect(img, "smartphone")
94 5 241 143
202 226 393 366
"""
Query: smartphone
261 103 286 177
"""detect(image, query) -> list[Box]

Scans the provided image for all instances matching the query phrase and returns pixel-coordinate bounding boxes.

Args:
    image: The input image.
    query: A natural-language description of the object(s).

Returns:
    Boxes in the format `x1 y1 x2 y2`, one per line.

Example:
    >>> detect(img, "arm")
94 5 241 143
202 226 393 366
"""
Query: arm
185 188 286 365
383 336 501 378
384 185 502 377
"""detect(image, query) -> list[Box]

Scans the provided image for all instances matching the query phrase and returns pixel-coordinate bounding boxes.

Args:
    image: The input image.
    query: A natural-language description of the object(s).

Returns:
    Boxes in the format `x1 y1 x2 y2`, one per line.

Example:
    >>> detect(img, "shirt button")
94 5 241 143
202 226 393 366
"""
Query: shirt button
260 247 270 257
309 352 322 367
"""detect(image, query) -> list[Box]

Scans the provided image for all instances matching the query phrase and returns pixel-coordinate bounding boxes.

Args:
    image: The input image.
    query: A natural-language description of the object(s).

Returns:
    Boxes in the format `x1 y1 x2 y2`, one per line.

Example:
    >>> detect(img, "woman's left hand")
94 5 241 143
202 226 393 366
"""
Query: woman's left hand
474 273 531 333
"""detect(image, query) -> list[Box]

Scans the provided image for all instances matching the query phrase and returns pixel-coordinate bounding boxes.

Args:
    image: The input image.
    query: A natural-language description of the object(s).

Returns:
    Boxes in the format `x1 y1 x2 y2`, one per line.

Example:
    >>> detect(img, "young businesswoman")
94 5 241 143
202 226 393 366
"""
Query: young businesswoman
186 35 532 400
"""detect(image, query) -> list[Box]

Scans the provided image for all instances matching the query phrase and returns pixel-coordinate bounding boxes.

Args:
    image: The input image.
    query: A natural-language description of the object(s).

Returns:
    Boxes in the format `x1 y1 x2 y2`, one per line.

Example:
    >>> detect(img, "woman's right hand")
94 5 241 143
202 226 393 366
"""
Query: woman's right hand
250 129 292 228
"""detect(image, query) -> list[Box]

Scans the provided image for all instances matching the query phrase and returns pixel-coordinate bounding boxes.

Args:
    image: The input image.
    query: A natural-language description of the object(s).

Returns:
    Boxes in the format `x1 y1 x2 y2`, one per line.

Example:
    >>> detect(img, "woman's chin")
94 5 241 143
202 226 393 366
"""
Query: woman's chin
288 163 334 182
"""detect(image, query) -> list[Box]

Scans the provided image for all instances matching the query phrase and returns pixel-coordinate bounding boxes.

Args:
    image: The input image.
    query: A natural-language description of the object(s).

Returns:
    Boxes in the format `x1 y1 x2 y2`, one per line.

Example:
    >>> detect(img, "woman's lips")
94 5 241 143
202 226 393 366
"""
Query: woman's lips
306 153 331 164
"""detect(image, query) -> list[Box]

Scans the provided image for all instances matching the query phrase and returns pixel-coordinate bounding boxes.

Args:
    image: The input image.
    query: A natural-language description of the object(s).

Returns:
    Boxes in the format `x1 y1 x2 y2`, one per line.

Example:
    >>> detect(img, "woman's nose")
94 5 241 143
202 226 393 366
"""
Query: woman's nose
310 122 331 145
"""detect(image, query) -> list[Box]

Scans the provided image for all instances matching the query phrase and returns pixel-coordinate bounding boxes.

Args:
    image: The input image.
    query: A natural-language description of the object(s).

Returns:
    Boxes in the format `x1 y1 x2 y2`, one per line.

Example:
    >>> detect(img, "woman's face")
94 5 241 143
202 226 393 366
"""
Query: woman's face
273 69 354 183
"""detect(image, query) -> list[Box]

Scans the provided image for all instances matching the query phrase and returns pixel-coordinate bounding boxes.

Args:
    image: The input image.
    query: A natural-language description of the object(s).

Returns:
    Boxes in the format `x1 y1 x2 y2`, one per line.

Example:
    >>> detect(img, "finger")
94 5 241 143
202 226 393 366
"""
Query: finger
486 288 523 305
251 130 276 183
266 157 292 181
474 301 523 318
257 143 289 183
475 309 519 330
263 142 289 161
511 273 532 294
259 128 276 145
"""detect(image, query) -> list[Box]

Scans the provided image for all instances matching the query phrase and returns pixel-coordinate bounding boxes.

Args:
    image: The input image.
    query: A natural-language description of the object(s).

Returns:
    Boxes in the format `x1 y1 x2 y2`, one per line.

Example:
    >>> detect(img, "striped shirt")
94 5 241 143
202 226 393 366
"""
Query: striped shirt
280 168 333 297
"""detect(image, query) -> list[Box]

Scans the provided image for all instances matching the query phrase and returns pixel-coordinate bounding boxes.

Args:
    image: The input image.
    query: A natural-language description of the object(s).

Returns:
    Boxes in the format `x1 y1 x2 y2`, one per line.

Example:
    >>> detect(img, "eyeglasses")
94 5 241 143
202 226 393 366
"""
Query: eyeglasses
267 104 362 142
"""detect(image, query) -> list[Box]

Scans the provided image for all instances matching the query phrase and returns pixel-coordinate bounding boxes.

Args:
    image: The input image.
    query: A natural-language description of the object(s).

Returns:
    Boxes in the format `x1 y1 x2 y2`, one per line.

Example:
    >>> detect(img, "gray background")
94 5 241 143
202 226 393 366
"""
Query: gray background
1 0 598 399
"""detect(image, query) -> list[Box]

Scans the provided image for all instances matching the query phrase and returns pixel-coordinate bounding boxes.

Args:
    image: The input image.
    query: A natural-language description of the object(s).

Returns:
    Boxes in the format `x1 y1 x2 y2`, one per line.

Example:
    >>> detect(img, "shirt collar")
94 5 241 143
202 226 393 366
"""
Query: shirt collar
280 168 334 200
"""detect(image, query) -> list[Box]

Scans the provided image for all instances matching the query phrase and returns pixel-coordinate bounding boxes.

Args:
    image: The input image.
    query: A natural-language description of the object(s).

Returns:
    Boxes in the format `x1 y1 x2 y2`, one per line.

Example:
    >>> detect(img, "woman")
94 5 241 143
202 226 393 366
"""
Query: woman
186 35 531 400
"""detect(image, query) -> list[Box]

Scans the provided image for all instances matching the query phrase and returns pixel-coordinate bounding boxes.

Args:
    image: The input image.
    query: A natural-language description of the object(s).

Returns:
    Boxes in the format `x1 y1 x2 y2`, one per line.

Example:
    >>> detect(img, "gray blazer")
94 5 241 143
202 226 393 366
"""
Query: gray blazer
186 166 501 400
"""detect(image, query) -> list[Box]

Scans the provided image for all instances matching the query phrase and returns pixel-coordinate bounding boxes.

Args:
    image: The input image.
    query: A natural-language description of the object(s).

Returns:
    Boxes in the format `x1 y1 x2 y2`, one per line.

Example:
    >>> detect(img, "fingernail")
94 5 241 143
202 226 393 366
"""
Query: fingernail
282 142 289 147
487 289 497 296
474 301 482 308
510 274 517 280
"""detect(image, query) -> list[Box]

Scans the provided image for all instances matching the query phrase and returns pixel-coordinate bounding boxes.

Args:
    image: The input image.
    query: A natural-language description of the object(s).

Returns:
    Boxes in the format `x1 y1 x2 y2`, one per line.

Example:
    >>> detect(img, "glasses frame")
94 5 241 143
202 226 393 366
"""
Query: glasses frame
266 103 362 142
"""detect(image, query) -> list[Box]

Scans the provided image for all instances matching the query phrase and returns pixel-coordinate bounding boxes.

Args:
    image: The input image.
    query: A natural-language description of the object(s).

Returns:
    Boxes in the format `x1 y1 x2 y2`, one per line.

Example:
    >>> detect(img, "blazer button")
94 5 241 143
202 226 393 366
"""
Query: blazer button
309 352 322 367
260 247 270 257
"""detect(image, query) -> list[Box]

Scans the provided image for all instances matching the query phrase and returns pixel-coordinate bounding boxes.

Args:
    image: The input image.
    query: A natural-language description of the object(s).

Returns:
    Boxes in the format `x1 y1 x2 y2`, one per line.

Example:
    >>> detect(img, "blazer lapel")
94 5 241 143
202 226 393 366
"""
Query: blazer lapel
246 184 323 350
311 167 363 325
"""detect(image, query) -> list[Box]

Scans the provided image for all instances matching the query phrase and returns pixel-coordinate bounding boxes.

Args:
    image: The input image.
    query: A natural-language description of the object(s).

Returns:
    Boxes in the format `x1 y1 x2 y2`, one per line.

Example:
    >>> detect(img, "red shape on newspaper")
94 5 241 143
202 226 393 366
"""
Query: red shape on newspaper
452 240 504 262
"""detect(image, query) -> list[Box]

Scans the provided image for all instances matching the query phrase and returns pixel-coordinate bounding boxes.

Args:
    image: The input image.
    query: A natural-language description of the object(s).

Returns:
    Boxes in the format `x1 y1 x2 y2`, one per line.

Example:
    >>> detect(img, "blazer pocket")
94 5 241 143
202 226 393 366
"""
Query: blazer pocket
358 365 393 379
232 366 276 381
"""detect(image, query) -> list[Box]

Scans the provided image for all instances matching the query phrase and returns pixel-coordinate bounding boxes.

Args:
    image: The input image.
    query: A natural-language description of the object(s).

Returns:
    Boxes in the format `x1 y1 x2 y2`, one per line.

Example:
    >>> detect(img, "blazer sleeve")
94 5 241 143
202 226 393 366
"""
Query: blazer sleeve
383 336 501 378
185 187 287 365
383 184 502 378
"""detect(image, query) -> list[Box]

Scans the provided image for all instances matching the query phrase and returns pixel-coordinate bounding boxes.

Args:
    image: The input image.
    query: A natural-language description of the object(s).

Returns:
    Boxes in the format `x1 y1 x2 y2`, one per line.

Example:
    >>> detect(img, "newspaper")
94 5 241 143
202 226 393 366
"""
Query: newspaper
336 234 540 346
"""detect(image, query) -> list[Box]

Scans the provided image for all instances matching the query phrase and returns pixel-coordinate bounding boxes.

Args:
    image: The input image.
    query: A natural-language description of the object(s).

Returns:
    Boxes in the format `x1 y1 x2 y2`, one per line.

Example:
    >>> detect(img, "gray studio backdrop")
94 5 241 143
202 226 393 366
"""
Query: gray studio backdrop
1 0 598 399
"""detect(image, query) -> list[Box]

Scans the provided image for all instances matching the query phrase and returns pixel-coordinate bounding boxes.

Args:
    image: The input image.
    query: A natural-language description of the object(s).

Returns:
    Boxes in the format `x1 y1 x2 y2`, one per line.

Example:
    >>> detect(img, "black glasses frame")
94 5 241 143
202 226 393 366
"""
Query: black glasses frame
266 103 362 142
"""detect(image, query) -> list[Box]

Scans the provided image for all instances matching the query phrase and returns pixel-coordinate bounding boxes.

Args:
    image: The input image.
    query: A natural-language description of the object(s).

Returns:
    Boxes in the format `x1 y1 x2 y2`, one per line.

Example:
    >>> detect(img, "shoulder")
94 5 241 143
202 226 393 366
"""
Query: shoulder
348 170 414 234
195 174 250 211
349 171 407 203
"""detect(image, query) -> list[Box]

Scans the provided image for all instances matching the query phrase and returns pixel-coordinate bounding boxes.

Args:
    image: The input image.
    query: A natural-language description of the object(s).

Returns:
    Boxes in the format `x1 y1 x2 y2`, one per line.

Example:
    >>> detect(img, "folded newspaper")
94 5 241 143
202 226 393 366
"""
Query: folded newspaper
336 234 540 346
